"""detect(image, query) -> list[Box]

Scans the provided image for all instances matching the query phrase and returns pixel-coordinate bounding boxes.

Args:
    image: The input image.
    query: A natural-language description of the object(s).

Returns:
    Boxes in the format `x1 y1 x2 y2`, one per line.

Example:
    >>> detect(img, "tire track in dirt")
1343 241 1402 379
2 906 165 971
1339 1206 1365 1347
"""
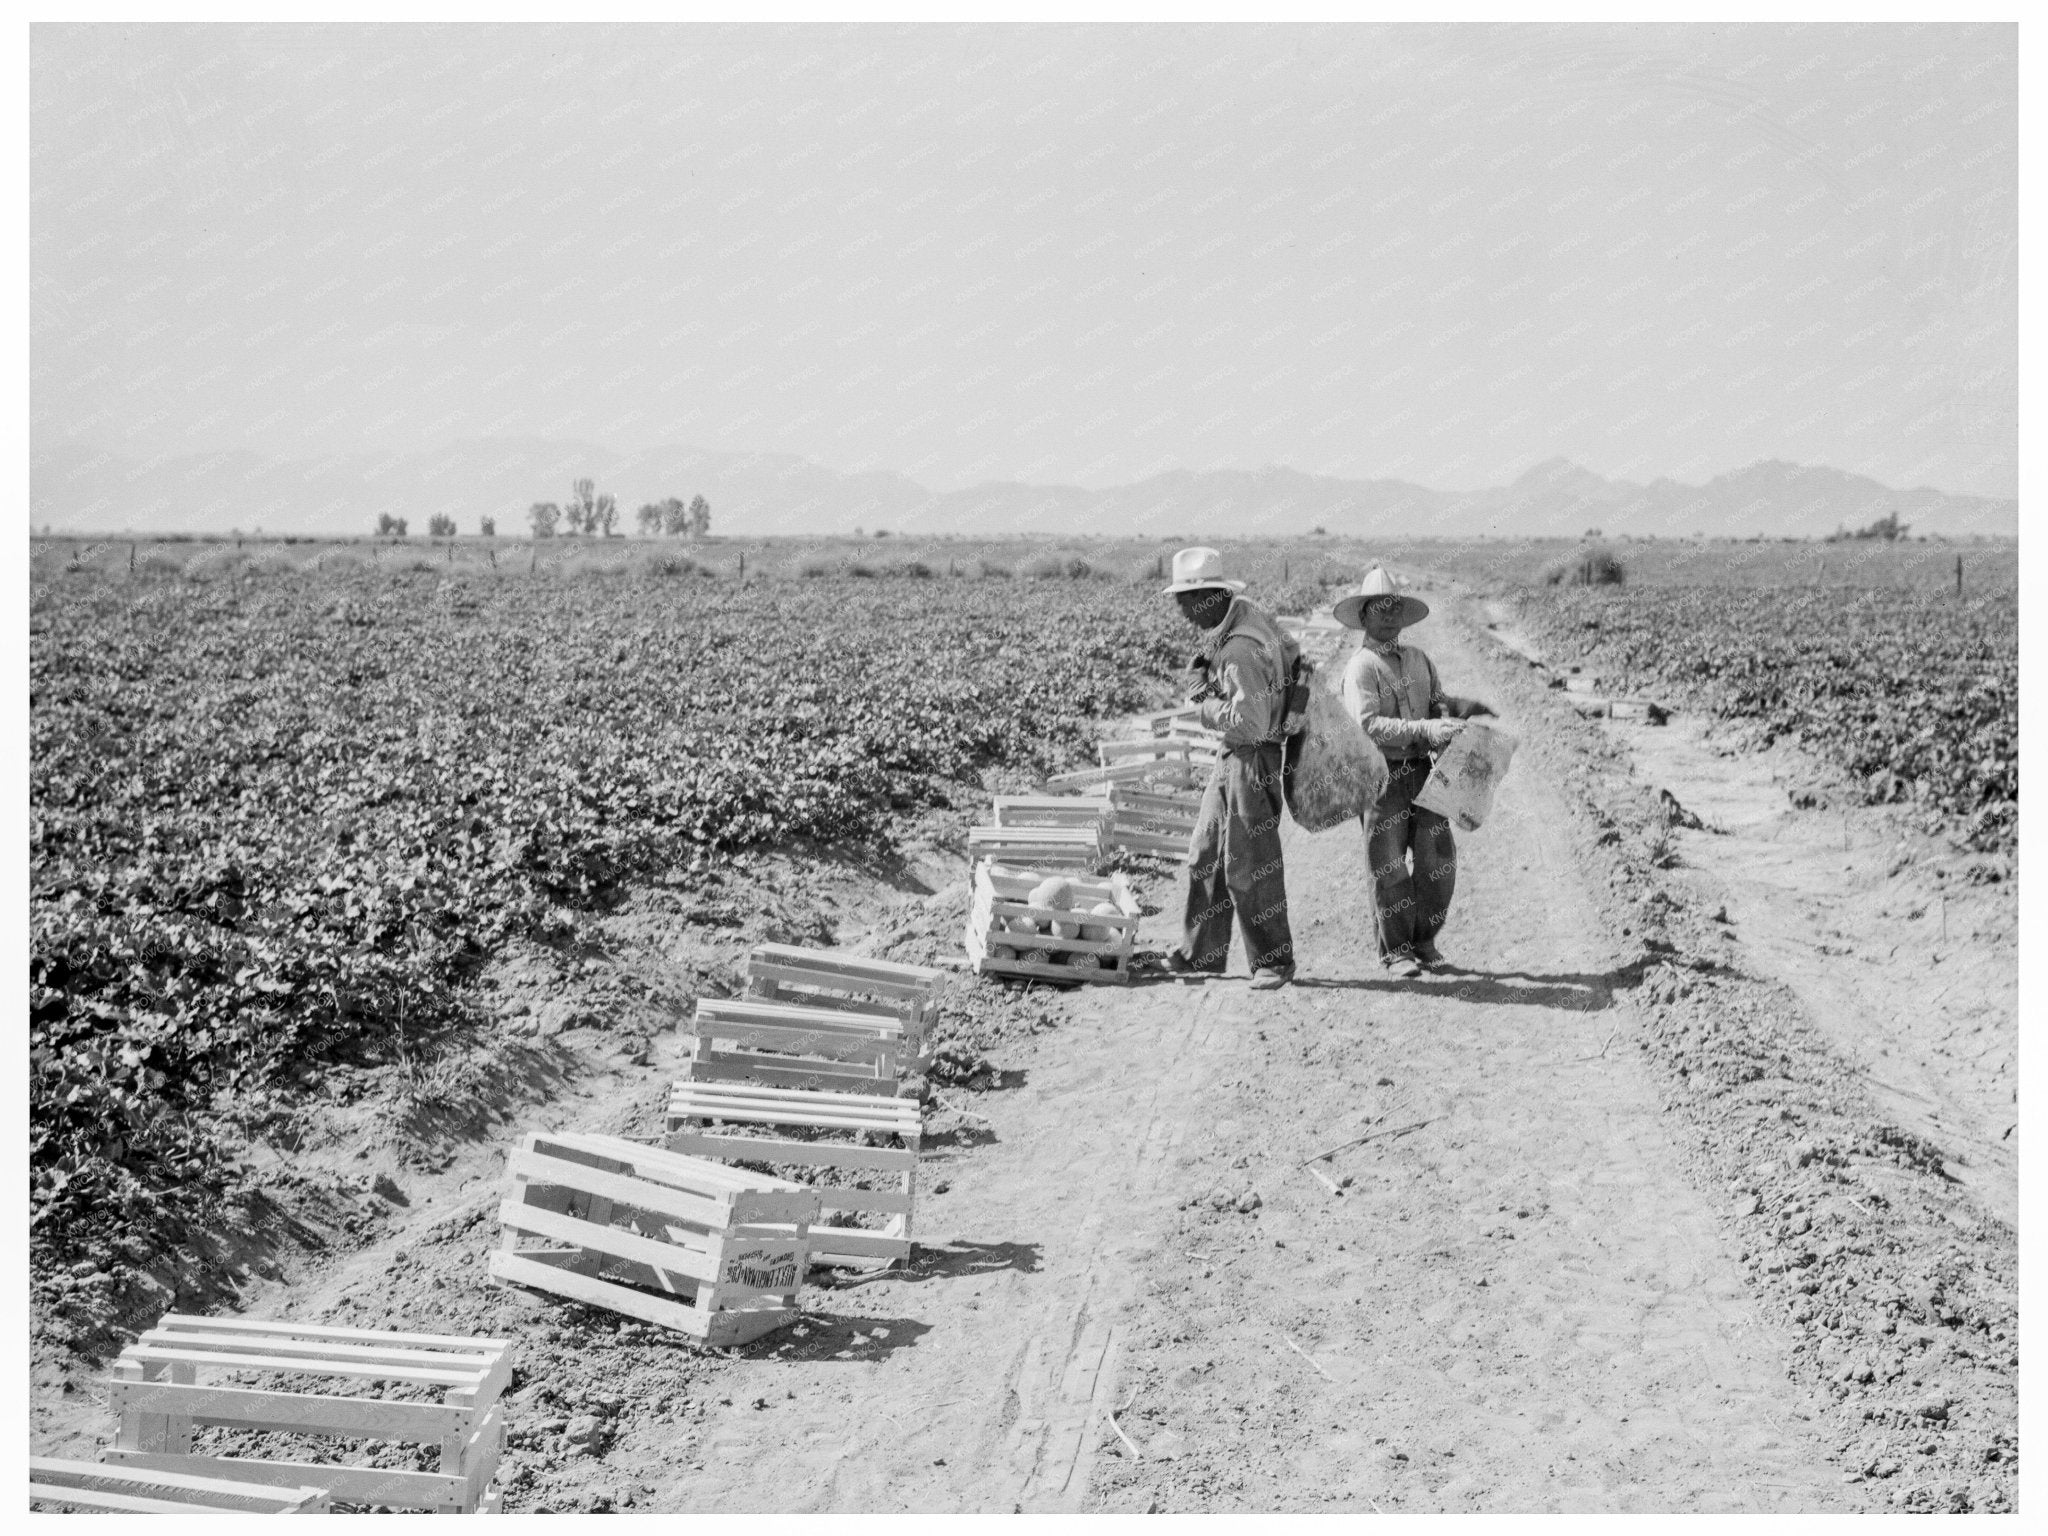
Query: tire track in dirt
654 983 1252 1512
994 989 1240 1511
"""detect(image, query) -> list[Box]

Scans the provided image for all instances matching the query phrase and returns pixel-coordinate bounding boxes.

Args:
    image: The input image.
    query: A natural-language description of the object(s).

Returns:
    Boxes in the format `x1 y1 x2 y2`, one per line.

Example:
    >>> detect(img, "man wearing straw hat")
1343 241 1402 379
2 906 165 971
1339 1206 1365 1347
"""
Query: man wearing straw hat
1334 565 1496 979
1143 547 1302 991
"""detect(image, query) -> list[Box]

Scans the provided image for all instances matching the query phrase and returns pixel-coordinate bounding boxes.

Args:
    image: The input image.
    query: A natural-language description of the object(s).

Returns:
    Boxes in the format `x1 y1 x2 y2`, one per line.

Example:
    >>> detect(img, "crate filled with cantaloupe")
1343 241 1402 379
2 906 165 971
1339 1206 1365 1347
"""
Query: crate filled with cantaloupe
964 864 1143 985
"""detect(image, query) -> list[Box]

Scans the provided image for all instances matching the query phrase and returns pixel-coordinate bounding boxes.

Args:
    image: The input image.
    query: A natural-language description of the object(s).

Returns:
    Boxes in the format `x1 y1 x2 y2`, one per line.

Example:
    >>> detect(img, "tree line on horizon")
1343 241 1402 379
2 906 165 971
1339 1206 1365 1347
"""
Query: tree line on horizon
370 479 711 539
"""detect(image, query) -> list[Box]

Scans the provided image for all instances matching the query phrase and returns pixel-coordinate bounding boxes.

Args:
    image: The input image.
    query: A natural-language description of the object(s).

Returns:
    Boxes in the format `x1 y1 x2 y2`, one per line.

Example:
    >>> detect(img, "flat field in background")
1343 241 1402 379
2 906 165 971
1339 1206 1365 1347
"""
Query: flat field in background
30 530 2016 597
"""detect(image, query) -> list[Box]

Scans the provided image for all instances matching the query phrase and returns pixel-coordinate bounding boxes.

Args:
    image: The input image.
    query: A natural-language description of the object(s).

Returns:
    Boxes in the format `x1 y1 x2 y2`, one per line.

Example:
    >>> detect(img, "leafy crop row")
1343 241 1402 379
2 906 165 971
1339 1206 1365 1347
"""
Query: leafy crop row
1521 587 2017 851
29 570 1184 1275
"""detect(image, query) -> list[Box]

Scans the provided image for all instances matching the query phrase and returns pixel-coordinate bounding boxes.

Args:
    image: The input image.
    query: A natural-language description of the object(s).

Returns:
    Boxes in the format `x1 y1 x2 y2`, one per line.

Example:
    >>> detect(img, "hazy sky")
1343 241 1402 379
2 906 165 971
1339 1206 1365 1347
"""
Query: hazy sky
32 22 2017 496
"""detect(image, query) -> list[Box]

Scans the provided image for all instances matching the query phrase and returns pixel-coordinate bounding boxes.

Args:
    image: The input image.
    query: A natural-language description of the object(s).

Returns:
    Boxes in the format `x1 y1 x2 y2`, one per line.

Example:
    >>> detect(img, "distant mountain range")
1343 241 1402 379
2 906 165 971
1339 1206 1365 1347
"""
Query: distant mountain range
32 439 2018 541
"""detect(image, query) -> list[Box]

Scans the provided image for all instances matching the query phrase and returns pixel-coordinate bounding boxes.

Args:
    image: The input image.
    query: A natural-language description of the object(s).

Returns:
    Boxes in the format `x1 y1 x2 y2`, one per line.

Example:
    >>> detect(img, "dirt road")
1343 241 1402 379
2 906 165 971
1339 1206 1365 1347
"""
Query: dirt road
37 590 2012 1513
579 607 1857 1513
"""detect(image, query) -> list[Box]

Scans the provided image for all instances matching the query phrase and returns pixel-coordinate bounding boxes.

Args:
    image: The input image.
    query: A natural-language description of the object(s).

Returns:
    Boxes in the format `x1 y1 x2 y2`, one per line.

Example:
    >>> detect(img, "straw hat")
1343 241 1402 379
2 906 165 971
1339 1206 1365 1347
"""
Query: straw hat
1333 565 1430 630
1160 546 1247 596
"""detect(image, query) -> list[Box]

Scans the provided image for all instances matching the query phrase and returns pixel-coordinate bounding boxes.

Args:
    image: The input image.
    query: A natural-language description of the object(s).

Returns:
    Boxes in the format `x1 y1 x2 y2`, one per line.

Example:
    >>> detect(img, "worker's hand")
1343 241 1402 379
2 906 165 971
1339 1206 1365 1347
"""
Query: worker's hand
1423 718 1465 749
1439 697 1495 720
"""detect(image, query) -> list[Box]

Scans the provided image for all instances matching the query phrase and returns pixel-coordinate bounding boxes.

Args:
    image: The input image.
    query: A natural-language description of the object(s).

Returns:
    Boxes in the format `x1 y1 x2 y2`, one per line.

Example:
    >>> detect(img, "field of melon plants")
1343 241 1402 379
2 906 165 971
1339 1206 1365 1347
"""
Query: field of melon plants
28 534 2018 1300
28 558 1185 1286
1515 585 2018 852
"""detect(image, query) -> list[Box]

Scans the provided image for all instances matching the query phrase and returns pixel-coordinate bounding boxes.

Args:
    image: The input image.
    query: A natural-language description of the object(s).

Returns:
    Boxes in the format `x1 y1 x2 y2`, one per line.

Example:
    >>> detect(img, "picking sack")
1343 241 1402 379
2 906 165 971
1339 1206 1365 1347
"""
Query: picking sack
1414 720 1519 832
1282 663 1390 831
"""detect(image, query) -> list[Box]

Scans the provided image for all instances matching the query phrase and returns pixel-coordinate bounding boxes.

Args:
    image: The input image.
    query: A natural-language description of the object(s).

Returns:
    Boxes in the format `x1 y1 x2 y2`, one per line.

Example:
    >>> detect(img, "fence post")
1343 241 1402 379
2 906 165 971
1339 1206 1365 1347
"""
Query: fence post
129 542 136 574
1956 554 1963 595
739 551 746 581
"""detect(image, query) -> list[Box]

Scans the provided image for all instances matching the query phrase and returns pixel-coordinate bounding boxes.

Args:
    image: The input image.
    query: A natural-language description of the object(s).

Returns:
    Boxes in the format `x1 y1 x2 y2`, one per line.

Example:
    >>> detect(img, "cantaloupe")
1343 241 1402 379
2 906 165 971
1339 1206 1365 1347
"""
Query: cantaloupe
1027 876 1076 912
1079 900 1122 943
1065 952 1102 972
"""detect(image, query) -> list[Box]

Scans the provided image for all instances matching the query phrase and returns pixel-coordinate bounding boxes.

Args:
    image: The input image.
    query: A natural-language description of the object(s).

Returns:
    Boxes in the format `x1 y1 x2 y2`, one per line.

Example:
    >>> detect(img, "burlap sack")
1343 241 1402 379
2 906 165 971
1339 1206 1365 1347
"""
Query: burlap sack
1283 667 1390 831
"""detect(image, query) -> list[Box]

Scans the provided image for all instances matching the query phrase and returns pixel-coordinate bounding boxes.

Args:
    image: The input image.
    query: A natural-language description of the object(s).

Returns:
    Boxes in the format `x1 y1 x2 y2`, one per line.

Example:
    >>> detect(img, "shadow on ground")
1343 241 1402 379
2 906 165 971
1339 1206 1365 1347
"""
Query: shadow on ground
1291 964 1646 1012
756 1313 937 1364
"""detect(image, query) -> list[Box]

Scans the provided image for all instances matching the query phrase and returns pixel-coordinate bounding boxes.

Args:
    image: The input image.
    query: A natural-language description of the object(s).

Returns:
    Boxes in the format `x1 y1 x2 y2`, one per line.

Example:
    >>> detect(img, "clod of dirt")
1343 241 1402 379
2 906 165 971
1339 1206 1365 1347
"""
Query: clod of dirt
1235 1191 1262 1213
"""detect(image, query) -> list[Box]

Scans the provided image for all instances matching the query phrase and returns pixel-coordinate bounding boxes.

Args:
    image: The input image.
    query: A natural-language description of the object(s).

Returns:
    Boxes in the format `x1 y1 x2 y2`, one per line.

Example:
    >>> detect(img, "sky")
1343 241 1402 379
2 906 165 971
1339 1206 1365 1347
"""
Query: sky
30 22 2018 497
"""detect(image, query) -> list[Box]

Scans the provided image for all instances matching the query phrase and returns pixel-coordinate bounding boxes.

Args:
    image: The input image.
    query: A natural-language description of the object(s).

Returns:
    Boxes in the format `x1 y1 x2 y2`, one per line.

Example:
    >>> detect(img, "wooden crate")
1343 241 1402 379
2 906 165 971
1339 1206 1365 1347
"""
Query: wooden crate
963 863 1142 985
1096 736 1218 770
1038 759 1169 794
1164 729 1226 762
1107 784 1203 860
1112 703 1208 738
101 1315 511 1513
665 1081 923 1270
965 823 1105 872
1043 735 1212 795
990 795 1115 836
489 1131 818 1348
742 943 944 1059
685 996 910 1093
30 1457 330 1513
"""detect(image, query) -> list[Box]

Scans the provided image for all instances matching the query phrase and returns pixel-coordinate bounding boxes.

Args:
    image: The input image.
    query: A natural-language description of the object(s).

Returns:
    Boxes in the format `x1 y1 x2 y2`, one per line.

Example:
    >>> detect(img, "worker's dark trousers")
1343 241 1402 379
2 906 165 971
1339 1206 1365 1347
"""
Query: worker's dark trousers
1366 758 1457 958
1178 743 1295 975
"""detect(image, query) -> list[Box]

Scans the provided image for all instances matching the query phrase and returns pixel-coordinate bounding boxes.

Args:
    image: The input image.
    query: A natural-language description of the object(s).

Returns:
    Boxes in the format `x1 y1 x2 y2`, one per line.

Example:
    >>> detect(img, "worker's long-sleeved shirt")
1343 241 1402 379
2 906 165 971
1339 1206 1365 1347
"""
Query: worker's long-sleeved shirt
1191 597 1300 754
1342 642 1449 761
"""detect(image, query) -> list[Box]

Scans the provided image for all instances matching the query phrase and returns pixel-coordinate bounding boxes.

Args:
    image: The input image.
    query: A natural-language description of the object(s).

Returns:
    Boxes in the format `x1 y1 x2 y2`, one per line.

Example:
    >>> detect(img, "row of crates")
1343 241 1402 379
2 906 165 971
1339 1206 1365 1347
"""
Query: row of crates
489 945 947 1348
44 948 953 1513
969 780 1207 873
959 708 1217 986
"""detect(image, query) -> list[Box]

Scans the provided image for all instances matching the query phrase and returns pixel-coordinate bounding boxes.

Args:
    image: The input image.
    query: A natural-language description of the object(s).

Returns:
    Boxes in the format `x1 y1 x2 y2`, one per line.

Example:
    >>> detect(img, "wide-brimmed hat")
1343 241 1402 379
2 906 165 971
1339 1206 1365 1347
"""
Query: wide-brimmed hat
1333 565 1430 630
1160 546 1247 596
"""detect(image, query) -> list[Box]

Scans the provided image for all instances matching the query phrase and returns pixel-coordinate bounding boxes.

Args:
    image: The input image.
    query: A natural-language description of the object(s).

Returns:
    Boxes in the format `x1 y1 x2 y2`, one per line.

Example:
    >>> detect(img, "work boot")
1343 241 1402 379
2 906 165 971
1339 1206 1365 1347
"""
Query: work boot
1382 949 1424 980
1412 939 1445 968
1248 967 1294 991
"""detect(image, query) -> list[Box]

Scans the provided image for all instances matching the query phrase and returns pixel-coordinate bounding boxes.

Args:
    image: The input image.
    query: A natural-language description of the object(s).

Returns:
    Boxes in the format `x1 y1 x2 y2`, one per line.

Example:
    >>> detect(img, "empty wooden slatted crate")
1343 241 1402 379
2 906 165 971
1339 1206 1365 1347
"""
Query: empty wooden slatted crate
685 996 910 1094
1113 703 1207 738
990 794 1114 836
489 1130 818 1348
101 1315 511 1513
29 1457 330 1514
1098 734 1218 773
1106 784 1203 860
1041 740 1208 795
666 1080 923 1270
965 822 1105 872
742 943 944 1062
964 863 1142 985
